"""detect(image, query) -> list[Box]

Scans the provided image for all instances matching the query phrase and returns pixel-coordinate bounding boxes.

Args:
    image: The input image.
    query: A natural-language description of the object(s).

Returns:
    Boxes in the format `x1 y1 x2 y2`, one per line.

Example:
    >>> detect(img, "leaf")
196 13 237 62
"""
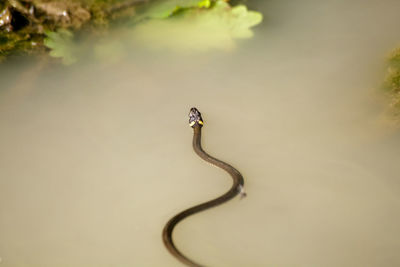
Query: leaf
230 5 263 38
130 0 263 51
44 29 77 65
197 0 211 8
139 0 209 19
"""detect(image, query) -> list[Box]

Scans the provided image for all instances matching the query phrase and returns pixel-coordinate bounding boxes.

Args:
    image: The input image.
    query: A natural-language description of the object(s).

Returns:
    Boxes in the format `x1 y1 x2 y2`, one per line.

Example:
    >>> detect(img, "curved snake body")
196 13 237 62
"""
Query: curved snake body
162 107 245 267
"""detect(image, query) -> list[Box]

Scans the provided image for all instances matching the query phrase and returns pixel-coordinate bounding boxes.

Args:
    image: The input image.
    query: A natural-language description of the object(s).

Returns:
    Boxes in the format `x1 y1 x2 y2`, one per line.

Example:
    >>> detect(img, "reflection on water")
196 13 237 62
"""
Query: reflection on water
1 0 400 266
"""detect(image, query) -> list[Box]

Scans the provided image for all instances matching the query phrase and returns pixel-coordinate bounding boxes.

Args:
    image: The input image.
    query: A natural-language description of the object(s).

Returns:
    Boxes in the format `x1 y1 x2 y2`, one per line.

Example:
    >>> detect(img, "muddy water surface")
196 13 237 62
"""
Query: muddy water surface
1 0 400 266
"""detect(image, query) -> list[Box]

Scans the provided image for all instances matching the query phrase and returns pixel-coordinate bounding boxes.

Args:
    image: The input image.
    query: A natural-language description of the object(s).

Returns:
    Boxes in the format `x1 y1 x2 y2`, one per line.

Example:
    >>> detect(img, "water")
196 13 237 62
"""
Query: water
1 0 400 266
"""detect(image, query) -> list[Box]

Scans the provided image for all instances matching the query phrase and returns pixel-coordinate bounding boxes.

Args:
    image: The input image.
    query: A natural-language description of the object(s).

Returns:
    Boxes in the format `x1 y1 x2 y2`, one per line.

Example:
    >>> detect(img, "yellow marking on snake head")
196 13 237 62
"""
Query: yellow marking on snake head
189 120 203 127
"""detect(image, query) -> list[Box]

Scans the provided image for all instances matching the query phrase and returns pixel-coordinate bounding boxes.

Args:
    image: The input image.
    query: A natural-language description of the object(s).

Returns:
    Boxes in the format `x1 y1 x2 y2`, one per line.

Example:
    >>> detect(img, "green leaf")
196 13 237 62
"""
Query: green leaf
140 0 209 19
230 5 263 38
197 0 211 8
44 29 77 65
131 0 263 51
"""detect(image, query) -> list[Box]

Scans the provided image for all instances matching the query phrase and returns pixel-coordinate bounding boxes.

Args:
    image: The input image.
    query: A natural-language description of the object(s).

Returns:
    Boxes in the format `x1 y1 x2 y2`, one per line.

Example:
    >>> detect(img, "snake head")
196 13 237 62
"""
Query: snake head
189 107 204 127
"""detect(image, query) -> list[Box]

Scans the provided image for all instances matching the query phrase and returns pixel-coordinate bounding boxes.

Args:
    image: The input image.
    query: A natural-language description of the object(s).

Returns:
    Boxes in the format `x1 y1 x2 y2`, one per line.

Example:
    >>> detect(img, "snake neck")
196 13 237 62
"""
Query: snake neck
192 124 245 190
192 124 202 150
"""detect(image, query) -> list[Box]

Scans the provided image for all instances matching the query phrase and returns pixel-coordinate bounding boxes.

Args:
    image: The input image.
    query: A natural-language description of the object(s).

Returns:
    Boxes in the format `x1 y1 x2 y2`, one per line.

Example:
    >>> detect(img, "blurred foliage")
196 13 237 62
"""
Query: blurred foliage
44 29 77 64
130 0 263 51
0 31 44 62
136 0 211 19
1 0 262 64
383 47 400 117
0 0 143 62
384 48 400 90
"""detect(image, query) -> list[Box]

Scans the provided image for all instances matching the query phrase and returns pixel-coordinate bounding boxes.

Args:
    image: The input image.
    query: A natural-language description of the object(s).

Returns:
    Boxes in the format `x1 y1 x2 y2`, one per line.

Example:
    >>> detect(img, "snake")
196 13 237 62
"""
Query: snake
162 107 246 267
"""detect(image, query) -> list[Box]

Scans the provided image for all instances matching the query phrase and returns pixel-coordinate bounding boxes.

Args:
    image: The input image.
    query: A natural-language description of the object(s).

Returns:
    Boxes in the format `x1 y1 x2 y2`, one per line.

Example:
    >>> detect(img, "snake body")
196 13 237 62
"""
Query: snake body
162 107 245 267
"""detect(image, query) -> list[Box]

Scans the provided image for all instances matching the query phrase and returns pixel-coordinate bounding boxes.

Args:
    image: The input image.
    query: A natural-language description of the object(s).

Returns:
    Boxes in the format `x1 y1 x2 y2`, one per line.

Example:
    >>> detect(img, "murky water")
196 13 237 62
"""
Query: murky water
2 0 400 266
